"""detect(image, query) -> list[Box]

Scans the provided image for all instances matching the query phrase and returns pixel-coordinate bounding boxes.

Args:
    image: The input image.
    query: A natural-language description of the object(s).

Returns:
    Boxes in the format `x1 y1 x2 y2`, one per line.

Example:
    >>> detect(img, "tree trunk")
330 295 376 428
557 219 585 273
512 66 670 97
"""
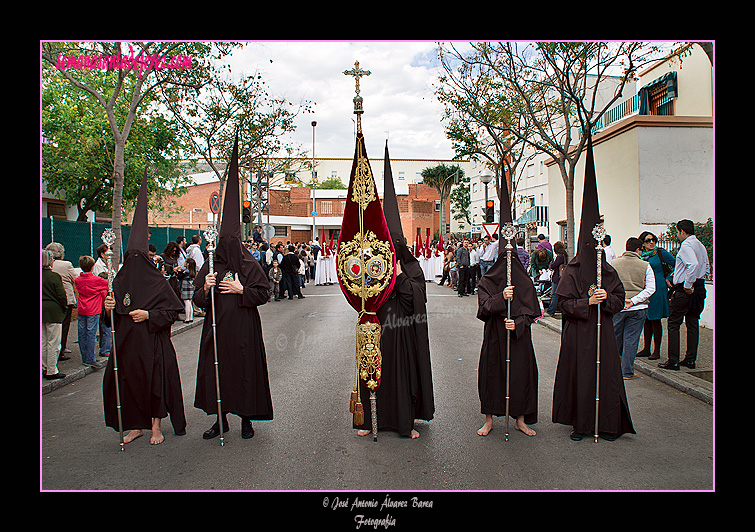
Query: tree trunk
111 137 125 264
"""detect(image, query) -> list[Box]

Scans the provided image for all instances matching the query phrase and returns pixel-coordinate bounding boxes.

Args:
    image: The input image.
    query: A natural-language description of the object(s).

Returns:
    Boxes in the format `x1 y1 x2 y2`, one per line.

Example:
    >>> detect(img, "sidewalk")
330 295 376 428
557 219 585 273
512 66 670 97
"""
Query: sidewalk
41 318 204 396
537 314 713 405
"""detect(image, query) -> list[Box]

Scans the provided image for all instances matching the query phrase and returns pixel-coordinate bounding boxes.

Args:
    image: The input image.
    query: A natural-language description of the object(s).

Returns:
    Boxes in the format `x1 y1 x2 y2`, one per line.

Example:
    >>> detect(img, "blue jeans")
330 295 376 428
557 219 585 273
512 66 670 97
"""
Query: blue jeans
78 314 100 364
99 317 112 355
479 260 494 276
613 308 647 377
547 279 559 315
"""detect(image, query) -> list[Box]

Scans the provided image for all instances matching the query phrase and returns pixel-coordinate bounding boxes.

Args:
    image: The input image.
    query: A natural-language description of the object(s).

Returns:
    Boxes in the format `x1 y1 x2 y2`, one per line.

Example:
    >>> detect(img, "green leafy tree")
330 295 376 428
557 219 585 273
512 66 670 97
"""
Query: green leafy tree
421 163 464 241
305 176 347 189
41 41 240 262
449 174 471 229
42 72 189 221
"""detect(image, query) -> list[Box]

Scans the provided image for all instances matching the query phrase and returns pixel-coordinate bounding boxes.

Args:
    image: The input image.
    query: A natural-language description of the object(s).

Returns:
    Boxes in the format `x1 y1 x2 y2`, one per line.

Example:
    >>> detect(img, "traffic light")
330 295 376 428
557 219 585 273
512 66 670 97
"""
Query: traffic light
242 200 252 223
485 200 495 223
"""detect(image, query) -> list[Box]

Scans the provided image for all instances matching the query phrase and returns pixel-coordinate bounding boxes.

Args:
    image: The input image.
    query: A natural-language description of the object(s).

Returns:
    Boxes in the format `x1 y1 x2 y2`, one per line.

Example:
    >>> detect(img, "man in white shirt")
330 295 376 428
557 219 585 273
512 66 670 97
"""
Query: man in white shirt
479 234 498 276
659 219 710 370
185 234 205 271
611 237 656 379
468 240 480 292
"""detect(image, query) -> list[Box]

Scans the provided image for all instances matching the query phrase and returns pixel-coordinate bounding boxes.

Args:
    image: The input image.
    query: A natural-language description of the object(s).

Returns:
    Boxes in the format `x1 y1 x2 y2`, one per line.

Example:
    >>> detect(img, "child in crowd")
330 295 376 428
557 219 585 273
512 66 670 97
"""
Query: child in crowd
74 255 109 367
178 257 197 323
268 258 282 302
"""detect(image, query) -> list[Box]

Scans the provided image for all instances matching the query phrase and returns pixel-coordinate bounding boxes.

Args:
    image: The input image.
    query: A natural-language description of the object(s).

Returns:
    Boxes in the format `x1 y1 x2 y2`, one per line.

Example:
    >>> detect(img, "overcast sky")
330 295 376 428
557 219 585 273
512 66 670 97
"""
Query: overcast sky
223 41 466 162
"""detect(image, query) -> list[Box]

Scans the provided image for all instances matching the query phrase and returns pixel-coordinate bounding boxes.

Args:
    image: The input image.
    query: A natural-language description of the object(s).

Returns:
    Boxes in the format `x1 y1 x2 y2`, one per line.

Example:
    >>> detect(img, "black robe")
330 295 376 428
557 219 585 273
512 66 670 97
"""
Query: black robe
551 255 635 437
476 248 541 424
103 248 187 435
353 246 434 436
193 236 273 420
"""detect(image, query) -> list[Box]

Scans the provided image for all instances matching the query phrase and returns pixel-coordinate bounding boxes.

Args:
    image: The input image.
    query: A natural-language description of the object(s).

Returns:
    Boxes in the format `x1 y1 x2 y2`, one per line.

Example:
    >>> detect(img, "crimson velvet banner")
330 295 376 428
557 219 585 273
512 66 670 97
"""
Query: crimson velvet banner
337 133 396 429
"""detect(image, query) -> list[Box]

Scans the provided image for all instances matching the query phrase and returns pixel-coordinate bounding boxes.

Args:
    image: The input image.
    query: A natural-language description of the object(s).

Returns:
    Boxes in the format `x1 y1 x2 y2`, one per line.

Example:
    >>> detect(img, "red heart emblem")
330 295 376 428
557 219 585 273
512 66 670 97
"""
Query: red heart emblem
351 263 360 274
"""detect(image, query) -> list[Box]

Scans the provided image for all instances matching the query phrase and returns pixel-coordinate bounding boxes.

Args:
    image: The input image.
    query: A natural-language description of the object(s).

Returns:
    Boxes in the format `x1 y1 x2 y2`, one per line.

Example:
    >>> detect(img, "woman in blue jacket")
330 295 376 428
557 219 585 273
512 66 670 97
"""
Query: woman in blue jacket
636 231 676 360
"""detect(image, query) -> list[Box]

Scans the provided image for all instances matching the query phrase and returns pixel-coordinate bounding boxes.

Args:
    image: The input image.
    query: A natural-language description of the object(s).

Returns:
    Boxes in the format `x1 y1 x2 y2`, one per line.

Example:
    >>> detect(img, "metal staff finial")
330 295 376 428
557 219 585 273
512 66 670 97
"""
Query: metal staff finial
502 221 517 442
102 227 125 451
344 61 371 134
592 222 606 443
203 223 224 446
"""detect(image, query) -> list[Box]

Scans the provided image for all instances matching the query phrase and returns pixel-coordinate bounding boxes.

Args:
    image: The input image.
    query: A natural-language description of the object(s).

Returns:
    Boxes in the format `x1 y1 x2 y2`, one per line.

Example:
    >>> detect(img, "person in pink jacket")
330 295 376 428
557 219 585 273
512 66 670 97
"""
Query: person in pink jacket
74 255 108 367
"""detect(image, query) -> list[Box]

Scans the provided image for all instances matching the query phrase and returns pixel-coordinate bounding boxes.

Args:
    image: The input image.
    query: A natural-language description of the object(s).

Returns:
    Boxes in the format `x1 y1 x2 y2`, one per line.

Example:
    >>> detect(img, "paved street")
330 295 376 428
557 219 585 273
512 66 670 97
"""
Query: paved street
41 280 713 492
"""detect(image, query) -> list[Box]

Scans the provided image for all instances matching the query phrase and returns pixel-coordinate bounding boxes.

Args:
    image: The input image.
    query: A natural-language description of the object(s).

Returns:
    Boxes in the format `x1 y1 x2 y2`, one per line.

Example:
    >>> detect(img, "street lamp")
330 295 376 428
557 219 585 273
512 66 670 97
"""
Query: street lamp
312 120 317 242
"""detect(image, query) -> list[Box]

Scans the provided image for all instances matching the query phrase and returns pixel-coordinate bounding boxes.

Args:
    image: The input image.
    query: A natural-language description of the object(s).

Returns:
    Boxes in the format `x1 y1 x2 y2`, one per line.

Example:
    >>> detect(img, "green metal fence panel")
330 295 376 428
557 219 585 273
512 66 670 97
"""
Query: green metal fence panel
42 218 204 266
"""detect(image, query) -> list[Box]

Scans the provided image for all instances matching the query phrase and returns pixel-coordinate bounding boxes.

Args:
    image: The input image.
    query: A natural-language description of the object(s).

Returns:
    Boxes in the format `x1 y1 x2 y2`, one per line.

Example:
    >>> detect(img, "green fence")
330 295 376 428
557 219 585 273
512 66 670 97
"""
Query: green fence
42 218 207 265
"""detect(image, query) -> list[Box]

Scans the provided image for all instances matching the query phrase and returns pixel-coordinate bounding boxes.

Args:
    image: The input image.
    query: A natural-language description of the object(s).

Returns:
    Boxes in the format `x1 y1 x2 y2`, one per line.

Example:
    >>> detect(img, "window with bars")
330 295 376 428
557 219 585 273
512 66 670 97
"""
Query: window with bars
648 83 674 115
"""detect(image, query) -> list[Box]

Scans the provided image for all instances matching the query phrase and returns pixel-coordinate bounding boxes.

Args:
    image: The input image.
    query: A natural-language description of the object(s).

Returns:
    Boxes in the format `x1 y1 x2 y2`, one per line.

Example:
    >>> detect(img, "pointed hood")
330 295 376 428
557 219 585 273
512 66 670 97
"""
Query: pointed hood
477 175 540 322
556 132 621 300
126 168 150 253
381 141 423 285
115 168 183 315
202 130 267 288
498 172 513 258
575 133 602 262
382 141 404 245
219 132 241 240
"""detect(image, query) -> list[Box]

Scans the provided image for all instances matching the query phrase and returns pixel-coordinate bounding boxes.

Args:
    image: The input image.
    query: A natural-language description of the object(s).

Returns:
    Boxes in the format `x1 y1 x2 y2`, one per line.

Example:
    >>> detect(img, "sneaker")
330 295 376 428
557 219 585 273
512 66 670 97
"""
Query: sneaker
44 372 66 380
623 374 638 380
83 360 106 368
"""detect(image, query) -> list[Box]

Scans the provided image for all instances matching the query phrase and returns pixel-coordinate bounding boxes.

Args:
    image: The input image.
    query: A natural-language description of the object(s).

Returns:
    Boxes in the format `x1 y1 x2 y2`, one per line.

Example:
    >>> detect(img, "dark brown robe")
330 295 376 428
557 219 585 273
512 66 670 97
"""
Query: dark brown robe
193 134 273 422
551 133 635 438
353 243 435 436
476 253 541 424
192 242 273 420
476 176 541 425
551 256 635 437
103 170 187 435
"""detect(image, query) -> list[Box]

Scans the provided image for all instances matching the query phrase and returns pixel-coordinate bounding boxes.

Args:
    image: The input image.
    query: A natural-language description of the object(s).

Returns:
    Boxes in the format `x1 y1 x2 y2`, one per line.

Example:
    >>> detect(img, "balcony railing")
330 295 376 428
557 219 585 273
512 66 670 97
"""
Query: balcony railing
515 205 549 226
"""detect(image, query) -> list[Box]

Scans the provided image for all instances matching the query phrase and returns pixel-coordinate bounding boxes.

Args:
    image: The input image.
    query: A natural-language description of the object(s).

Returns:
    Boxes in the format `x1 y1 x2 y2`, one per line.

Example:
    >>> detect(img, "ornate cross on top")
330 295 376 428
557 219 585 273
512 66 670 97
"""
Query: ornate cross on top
344 61 371 134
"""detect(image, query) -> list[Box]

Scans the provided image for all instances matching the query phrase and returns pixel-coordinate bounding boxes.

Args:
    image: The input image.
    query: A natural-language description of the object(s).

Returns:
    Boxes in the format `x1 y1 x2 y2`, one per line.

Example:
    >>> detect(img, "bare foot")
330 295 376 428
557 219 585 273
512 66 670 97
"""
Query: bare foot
477 415 493 436
150 419 164 445
357 430 371 437
123 429 143 444
410 429 420 439
515 417 536 437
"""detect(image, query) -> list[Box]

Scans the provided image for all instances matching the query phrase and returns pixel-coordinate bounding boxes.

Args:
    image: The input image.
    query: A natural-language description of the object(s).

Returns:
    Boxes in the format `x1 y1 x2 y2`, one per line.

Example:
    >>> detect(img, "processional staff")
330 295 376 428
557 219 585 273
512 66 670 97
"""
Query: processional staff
204 224 225 447
102 228 124 451
501 221 517 442
592 222 606 443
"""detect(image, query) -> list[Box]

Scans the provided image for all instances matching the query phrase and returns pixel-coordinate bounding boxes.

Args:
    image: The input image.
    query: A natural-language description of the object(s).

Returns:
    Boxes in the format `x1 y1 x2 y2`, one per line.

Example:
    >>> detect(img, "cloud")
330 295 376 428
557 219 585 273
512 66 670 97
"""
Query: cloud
225 41 456 161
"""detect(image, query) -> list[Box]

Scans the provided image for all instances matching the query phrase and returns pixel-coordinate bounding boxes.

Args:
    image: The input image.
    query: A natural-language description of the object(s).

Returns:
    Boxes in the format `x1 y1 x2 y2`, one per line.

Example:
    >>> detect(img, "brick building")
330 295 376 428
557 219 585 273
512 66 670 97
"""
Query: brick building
130 156 459 248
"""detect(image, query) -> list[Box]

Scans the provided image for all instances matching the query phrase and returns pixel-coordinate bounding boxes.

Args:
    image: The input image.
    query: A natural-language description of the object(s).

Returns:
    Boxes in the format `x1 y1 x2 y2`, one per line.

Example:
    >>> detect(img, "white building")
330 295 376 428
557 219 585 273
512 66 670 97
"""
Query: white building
546 43 713 327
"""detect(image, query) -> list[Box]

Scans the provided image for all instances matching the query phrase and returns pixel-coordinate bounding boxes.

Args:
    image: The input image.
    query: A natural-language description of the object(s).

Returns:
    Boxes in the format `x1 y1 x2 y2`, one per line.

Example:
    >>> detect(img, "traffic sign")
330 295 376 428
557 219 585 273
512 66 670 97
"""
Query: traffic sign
482 223 499 238
262 224 275 240
209 191 220 214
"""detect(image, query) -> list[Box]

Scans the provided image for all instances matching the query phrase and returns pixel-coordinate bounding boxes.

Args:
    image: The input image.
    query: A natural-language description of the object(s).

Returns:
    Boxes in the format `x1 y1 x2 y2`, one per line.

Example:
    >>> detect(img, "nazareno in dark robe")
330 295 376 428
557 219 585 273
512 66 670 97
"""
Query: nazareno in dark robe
353 242 435 436
476 244 541 424
103 247 187 435
193 234 273 421
551 254 635 437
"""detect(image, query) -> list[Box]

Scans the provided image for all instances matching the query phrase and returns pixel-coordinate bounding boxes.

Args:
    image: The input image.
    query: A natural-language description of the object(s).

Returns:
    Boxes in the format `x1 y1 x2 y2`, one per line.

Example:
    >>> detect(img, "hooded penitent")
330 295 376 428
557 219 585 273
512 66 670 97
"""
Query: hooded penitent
193 133 273 421
103 168 187 435
475 175 540 423
351 141 434 436
551 133 634 438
